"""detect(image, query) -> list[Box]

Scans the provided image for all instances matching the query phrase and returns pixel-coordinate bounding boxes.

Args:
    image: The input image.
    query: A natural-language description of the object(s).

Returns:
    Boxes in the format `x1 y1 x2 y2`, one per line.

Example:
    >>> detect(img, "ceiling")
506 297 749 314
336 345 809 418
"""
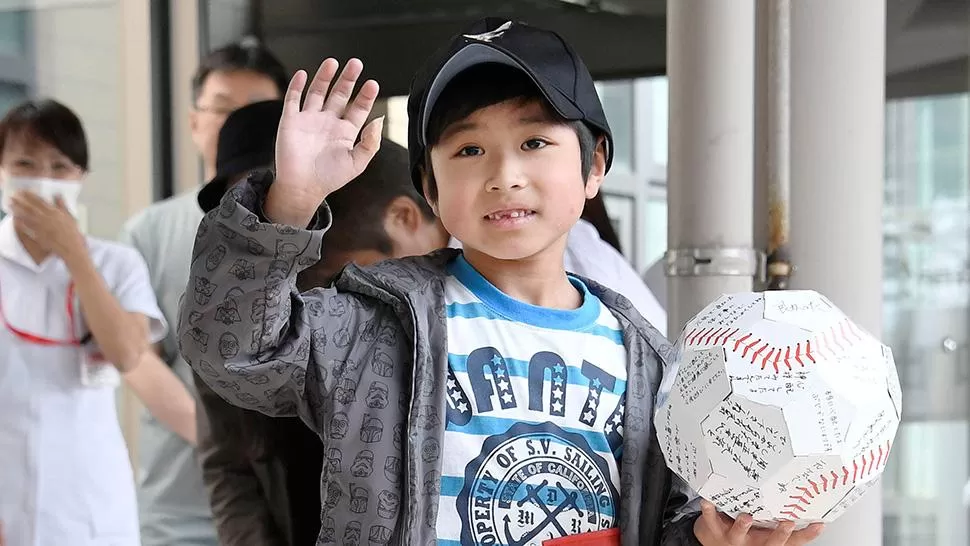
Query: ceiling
886 0 969 97
245 0 968 98
256 0 665 95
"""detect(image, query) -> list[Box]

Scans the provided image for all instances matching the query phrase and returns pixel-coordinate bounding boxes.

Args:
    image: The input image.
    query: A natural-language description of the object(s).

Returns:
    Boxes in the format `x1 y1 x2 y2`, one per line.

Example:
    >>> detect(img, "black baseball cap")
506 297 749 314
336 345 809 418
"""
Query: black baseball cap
198 99 284 212
406 18 613 194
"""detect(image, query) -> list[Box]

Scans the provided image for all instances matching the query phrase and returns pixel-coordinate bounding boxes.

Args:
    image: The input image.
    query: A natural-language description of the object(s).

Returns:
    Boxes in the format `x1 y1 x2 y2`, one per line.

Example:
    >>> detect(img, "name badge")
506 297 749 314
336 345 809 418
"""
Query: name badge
80 349 120 388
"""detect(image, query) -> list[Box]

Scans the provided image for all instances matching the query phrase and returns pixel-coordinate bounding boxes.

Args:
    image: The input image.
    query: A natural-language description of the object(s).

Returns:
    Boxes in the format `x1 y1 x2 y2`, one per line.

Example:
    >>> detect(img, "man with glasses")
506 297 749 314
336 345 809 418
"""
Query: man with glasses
118 39 289 546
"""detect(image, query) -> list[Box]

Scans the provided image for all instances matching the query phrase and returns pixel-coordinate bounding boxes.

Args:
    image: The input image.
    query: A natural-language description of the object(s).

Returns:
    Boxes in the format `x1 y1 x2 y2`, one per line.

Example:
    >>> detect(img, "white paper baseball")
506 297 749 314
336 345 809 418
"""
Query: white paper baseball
655 290 902 527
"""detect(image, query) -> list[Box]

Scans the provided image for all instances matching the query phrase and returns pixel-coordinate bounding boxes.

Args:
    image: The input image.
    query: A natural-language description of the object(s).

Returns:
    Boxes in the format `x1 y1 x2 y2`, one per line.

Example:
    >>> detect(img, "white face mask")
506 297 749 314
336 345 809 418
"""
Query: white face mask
1 175 83 217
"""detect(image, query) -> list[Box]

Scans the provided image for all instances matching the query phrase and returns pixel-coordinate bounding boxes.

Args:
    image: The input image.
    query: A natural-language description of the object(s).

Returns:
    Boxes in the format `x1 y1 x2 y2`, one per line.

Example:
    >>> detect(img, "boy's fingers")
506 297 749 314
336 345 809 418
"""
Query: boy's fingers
764 521 795 546
283 70 309 115
699 500 722 529
725 513 753 545
789 523 824 545
351 116 384 175
343 79 380 129
322 58 363 115
303 58 339 112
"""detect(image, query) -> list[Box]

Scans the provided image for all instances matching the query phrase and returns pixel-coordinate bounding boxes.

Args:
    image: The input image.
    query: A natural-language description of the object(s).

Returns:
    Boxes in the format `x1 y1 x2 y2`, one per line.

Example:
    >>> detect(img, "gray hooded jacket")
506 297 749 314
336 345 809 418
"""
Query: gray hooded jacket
177 173 703 546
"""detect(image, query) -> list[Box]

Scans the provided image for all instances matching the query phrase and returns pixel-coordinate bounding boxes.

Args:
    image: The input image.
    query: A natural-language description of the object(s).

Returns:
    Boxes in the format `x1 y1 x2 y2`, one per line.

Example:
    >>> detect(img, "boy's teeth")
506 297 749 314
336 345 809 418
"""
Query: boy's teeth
489 210 529 220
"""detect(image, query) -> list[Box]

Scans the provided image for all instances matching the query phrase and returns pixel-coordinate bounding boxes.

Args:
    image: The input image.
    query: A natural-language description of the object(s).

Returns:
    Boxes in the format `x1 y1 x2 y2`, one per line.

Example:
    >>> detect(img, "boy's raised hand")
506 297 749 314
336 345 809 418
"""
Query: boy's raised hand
695 500 824 546
266 58 383 227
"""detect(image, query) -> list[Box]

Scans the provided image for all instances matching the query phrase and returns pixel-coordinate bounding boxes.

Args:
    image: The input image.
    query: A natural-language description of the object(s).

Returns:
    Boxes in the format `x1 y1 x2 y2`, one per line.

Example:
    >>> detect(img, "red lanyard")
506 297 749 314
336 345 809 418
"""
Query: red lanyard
0 278 82 346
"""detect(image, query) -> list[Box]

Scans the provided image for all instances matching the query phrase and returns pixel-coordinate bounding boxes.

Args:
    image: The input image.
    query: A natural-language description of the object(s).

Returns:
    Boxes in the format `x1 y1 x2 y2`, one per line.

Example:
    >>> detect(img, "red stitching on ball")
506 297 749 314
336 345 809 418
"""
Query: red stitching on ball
783 441 893 515
717 328 737 345
761 347 777 371
742 338 763 359
789 492 811 505
751 343 770 364
734 333 752 352
683 319 862 374
781 503 807 519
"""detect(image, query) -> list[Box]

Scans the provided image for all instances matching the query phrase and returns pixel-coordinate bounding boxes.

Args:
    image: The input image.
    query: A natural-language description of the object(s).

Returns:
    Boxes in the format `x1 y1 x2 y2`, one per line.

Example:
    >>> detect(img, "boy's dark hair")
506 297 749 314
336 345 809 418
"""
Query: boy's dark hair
324 139 434 254
421 63 597 202
0 99 89 170
192 38 289 101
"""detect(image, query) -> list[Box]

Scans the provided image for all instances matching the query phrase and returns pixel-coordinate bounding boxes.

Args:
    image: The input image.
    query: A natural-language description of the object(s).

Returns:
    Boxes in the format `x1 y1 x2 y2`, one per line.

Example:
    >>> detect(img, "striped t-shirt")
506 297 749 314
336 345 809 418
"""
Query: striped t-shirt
436 255 628 546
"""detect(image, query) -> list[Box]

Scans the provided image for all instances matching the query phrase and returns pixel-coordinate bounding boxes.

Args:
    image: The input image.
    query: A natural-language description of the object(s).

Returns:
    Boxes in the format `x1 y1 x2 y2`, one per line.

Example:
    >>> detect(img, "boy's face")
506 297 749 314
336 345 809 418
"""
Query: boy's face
426 98 604 262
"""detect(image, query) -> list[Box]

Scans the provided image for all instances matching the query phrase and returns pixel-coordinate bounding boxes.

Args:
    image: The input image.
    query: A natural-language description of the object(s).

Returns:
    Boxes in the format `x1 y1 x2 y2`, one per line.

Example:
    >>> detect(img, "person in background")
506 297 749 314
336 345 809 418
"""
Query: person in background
0 99 176 545
193 99 326 546
290 139 450 286
582 193 622 253
118 39 288 546
560 207 668 337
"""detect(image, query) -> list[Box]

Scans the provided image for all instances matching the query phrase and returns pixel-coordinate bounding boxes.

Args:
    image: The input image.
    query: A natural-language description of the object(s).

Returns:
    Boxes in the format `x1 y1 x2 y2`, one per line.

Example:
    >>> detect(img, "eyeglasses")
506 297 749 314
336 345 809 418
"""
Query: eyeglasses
195 104 236 116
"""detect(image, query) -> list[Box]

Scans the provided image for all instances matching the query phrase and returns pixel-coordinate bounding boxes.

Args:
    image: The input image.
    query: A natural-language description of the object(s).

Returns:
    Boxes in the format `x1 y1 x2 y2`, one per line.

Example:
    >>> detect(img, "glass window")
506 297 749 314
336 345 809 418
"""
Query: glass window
882 91 970 546
204 0 251 50
929 95 968 201
649 78 667 168
0 81 27 116
644 195 667 267
596 80 635 172
0 10 28 57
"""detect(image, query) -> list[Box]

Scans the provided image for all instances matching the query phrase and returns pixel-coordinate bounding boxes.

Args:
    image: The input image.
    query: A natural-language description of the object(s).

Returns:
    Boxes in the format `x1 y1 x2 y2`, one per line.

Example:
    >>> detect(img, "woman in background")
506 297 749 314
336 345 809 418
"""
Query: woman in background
0 99 192 546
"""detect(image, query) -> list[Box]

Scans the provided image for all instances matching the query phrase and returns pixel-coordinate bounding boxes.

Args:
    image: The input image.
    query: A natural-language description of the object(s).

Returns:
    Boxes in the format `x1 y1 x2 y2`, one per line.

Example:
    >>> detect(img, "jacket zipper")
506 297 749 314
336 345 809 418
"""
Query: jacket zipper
401 303 421 546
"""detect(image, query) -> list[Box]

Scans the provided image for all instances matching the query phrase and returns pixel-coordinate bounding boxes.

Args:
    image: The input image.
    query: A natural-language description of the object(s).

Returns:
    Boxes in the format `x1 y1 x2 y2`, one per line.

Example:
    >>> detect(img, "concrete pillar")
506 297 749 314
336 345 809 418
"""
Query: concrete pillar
666 0 757 336
788 1 886 544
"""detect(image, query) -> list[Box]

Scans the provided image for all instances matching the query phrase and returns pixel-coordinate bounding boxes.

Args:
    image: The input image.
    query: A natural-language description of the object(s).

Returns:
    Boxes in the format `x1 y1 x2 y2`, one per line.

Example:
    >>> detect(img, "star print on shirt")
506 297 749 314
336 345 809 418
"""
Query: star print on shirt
446 367 472 425
489 352 516 410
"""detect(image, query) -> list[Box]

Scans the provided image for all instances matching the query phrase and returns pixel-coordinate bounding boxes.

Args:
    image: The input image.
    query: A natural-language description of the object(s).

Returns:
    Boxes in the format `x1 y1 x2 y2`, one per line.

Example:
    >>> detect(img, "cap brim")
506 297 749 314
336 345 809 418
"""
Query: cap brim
198 177 229 213
199 153 275 212
419 43 584 147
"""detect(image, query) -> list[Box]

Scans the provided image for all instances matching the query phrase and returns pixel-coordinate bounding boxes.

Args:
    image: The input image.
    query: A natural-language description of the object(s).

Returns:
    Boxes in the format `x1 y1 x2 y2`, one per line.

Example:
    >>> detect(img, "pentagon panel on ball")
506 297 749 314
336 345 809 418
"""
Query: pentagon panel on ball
656 290 902 528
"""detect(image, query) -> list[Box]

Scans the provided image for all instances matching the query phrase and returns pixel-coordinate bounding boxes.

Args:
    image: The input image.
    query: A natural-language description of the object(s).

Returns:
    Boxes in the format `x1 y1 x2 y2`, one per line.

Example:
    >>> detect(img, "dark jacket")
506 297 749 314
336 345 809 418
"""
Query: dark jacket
195 372 323 545
178 172 702 546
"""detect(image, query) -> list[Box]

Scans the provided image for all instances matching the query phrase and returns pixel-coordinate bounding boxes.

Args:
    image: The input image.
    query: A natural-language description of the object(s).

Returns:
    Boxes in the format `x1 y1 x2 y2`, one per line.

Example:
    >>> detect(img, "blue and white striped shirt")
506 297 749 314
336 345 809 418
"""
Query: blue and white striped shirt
436 256 628 546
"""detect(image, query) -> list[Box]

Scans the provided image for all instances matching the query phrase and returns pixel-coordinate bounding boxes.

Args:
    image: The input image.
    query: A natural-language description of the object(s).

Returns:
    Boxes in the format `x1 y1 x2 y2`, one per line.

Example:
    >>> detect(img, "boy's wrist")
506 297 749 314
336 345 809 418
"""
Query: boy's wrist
264 181 324 227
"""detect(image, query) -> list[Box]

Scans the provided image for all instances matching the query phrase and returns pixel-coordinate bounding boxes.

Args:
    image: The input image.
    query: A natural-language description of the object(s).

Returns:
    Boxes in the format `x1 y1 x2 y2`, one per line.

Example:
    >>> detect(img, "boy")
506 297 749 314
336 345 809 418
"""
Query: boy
179 18 822 546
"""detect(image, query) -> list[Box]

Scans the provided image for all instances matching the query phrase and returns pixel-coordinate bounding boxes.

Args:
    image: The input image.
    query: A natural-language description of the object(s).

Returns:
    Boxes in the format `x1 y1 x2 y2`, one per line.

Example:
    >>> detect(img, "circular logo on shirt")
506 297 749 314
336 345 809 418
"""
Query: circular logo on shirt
456 422 618 546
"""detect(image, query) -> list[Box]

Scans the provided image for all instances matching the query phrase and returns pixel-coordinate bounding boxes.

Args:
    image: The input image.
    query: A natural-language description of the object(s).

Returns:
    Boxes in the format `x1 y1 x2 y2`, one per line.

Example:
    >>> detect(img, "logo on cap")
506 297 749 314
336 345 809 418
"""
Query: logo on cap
463 21 512 43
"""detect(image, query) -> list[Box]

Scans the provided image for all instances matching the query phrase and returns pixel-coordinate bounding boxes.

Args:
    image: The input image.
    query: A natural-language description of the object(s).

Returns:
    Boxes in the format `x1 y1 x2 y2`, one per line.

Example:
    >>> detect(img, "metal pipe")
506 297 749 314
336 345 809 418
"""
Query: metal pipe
763 0 793 291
